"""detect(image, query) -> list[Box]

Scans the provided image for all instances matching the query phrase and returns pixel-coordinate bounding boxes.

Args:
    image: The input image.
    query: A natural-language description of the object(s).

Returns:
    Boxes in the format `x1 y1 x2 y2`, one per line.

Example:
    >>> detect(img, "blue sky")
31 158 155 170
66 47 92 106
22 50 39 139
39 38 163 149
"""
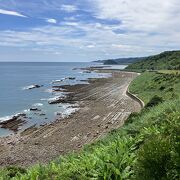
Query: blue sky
0 0 179 62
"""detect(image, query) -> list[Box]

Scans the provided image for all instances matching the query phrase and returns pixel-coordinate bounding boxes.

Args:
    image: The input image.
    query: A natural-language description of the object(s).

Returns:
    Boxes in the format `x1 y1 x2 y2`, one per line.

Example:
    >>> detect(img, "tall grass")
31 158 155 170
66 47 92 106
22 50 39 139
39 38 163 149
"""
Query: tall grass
129 72 180 103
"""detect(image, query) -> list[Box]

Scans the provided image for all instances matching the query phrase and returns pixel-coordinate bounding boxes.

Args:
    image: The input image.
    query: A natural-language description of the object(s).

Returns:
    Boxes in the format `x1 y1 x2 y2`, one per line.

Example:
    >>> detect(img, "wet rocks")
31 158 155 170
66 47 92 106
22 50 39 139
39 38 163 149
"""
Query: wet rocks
67 77 76 80
48 94 74 104
0 113 26 132
24 84 43 90
48 96 67 104
83 70 91 73
39 113 46 116
51 80 64 84
51 77 76 84
30 108 41 111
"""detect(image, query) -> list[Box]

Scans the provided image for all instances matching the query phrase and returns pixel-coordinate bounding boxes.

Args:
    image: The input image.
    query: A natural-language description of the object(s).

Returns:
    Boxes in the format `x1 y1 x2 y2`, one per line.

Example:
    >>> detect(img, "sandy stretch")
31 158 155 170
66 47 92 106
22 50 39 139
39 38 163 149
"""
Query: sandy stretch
0 70 141 167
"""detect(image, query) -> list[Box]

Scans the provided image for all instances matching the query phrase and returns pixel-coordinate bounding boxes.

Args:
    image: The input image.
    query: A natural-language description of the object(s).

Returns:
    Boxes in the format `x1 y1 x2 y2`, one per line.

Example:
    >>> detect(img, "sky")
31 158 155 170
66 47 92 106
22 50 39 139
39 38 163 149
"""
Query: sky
0 0 179 62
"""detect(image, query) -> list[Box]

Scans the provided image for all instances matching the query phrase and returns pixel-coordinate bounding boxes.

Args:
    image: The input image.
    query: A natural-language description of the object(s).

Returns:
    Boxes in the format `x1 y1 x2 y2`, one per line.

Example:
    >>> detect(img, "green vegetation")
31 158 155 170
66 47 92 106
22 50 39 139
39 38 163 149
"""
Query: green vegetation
95 57 143 65
158 70 180 75
104 60 118 65
1 58 180 179
126 50 180 70
129 72 180 104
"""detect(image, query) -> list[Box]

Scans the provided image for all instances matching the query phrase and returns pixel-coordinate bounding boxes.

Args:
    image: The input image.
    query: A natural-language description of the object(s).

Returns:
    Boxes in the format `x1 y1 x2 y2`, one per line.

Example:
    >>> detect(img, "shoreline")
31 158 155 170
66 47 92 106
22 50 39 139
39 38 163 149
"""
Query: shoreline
0 69 142 167
0 68 110 134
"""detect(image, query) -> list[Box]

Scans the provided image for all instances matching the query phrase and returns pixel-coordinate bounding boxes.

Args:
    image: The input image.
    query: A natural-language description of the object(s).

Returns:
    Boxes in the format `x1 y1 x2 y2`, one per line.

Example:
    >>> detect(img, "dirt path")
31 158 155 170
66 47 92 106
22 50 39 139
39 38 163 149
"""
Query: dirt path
0 70 141 167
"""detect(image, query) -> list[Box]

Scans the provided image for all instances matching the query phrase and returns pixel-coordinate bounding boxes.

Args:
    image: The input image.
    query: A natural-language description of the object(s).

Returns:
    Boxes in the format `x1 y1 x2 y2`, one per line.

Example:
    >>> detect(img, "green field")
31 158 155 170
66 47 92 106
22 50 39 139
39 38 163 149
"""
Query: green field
0 71 179 179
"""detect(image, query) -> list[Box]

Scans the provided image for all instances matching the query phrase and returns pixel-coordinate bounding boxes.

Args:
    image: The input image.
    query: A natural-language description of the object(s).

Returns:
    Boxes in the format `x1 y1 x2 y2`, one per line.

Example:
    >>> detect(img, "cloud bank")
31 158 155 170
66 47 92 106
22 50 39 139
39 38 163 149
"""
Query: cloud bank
0 0 179 61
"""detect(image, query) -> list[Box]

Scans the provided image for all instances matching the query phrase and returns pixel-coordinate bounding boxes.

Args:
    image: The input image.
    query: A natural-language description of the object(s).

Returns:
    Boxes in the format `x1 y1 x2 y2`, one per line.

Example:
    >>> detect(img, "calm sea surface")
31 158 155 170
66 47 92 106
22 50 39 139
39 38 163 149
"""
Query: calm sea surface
0 62 126 136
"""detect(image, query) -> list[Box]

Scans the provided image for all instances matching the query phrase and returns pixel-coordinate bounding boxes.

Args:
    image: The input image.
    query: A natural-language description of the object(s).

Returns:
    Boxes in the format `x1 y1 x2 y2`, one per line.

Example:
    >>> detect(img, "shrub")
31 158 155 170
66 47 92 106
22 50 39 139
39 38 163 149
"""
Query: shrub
5 166 26 178
166 87 174 92
134 135 172 180
124 112 139 125
145 95 163 108
159 86 165 91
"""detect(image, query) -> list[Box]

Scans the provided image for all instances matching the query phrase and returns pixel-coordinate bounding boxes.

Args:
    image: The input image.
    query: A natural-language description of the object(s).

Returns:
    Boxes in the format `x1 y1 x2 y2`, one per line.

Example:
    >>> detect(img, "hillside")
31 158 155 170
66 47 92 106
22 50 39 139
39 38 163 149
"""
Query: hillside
126 50 180 70
94 57 143 65
104 60 118 65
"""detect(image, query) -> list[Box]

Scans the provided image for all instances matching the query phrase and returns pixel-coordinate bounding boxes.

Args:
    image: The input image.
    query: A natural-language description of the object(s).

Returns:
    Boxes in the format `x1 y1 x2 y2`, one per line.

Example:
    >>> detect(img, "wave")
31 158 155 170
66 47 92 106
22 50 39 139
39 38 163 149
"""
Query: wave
44 88 53 93
32 103 43 107
22 84 43 90
47 96 65 104
51 77 76 84
51 79 64 84
0 112 26 123
55 103 80 118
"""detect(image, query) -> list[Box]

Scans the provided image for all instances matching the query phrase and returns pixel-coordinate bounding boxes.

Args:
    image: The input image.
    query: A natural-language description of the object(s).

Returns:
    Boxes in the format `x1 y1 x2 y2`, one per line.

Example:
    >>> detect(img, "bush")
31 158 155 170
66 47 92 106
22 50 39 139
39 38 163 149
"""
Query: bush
5 166 26 178
124 112 139 125
145 95 164 108
159 86 165 90
134 135 172 180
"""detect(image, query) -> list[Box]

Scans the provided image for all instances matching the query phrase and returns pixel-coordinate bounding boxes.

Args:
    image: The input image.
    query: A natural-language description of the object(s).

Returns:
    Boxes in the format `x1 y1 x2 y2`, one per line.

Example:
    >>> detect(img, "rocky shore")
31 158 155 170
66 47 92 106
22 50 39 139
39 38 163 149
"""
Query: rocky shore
0 113 27 132
0 70 141 167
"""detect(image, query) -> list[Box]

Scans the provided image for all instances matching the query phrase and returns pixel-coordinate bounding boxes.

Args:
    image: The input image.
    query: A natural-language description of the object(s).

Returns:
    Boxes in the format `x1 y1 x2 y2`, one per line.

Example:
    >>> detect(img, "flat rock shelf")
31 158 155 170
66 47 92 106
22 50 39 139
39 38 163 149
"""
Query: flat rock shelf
0 70 141 167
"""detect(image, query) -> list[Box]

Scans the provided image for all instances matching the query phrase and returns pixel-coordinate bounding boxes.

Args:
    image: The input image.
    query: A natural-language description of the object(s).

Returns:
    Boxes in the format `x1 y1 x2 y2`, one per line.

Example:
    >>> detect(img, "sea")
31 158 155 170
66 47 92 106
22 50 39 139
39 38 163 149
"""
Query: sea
0 62 127 136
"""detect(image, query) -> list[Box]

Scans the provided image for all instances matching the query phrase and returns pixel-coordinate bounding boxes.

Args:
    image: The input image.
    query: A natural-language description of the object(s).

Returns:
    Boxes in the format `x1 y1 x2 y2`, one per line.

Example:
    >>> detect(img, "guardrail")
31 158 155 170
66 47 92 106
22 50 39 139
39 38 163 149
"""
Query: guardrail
126 87 145 108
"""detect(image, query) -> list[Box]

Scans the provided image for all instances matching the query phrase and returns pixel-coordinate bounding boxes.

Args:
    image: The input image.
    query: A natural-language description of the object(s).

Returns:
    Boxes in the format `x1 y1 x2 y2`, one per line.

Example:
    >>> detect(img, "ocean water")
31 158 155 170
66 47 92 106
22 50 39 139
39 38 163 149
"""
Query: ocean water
0 62 125 136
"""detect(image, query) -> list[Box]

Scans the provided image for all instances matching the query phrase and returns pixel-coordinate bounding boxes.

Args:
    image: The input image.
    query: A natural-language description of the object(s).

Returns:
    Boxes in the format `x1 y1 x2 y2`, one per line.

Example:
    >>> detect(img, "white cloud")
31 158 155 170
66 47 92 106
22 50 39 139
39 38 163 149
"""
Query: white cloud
91 0 180 33
0 0 180 61
0 9 26 17
46 18 57 24
63 22 79 26
0 18 179 61
111 44 131 50
61 4 78 12
86 44 95 48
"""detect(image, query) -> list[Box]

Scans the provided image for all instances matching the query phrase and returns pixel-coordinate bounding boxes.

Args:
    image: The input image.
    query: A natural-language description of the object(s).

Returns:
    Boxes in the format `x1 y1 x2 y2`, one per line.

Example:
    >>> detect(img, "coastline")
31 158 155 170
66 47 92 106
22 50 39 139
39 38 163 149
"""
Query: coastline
0 69 142 167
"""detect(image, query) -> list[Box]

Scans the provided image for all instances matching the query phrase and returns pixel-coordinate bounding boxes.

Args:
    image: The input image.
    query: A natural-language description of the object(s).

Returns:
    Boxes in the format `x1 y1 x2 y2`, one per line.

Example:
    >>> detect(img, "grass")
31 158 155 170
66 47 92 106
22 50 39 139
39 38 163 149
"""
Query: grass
0 72 179 180
158 70 180 75
129 72 180 104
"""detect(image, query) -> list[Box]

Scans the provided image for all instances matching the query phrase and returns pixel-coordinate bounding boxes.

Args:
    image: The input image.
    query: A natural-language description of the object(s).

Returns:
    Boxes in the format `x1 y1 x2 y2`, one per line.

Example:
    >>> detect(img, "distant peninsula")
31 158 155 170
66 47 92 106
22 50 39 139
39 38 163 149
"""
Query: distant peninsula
94 57 144 65
94 50 180 69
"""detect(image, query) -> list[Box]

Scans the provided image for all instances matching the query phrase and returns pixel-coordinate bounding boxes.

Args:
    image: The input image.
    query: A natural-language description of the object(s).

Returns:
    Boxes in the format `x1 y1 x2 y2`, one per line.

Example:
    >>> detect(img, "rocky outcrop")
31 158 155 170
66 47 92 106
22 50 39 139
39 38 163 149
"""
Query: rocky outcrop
23 84 43 90
0 113 26 132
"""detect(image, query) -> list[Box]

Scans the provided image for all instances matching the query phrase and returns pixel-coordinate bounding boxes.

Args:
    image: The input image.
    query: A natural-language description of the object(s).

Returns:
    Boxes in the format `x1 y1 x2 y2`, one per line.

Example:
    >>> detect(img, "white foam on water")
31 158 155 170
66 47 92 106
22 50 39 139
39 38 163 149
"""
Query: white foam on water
48 96 62 102
22 85 36 90
0 112 25 123
44 88 53 93
52 87 65 92
23 109 30 113
0 115 13 122
33 103 43 107
55 103 80 119
22 84 42 90
61 107 79 118
51 80 63 84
